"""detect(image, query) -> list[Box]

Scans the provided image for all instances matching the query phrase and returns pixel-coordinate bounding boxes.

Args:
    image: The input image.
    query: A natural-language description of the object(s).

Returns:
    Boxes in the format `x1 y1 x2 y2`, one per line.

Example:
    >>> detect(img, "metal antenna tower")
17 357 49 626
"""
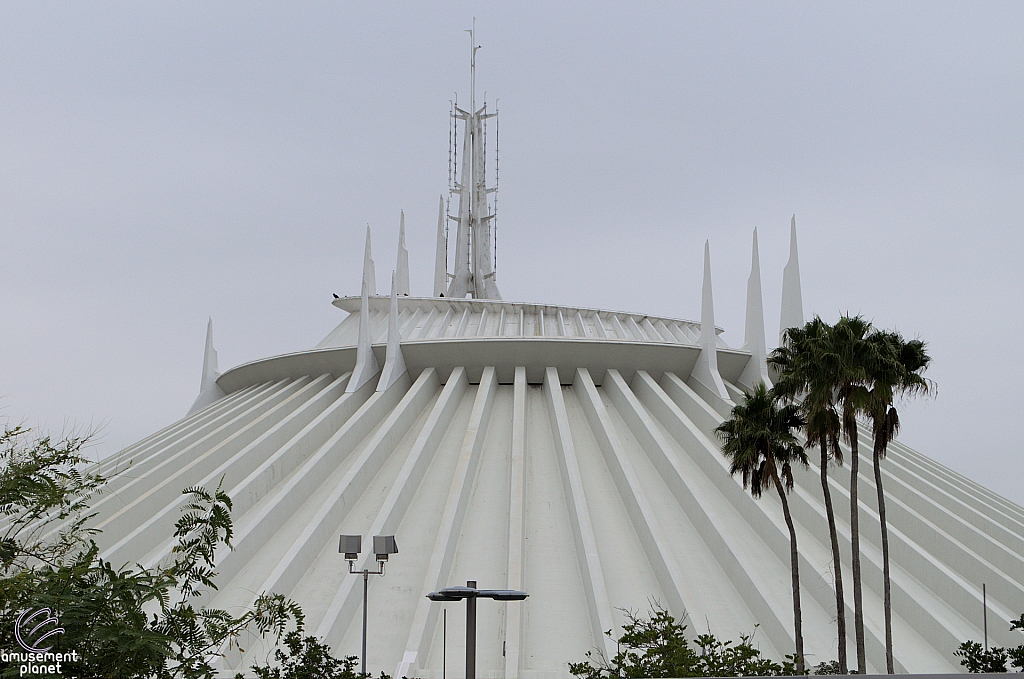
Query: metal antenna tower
445 20 501 300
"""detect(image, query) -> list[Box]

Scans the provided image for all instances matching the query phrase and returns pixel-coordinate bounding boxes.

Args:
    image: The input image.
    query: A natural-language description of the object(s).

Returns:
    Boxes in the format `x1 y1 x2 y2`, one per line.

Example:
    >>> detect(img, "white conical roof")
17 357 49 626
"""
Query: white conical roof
84 56 1018 678
88 273 1024 677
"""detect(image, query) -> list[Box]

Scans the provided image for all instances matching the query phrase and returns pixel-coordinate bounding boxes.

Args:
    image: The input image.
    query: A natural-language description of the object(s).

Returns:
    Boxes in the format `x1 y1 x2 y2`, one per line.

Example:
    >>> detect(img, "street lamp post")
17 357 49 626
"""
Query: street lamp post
427 582 528 679
340 534 398 676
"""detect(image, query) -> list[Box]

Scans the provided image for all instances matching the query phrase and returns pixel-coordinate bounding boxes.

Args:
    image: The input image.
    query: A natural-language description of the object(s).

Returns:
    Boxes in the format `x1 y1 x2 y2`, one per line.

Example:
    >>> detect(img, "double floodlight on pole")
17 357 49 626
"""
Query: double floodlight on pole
426 581 528 679
340 534 398 676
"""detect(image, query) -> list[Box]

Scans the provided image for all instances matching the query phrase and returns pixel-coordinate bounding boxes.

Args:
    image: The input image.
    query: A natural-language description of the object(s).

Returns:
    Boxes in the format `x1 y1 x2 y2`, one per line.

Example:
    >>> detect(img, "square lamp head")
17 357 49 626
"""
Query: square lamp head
373 535 398 561
339 535 361 560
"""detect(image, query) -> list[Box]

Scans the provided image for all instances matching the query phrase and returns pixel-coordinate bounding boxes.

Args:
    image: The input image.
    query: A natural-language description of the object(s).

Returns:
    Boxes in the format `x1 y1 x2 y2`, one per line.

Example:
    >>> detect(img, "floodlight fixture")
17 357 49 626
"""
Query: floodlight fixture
339 534 361 560
373 535 398 561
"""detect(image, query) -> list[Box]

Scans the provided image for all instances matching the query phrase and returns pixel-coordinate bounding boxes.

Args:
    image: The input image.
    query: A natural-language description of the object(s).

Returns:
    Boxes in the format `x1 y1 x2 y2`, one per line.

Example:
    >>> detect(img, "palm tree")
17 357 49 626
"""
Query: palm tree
715 382 809 674
866 330 933 673
817 315 878 673
771 317 848 674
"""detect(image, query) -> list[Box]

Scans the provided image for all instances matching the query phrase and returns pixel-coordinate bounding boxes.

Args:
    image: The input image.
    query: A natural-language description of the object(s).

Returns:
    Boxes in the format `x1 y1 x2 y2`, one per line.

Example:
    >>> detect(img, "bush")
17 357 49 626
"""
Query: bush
0 426 304 679
955 614 1024 673
568 603 803 678
247 631 395 679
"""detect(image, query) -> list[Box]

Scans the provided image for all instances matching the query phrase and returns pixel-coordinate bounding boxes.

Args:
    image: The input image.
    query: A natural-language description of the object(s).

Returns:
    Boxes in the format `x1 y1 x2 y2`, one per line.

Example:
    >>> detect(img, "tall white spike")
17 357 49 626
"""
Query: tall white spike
377 272 408 391
396 211 410 296
690 241 732 404
779 215 804 346
433 195 448 297
363 224 377 297
446 22 500 300
738 229 771 391
187 317 226 415
346 267 380 393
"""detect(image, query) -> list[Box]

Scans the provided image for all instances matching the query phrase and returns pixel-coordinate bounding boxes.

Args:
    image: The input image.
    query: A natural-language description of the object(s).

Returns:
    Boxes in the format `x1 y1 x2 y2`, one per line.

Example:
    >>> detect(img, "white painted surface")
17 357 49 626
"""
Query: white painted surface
105 260 1017 677
378 272 408 391
738 229 771 391
102 344 1023 677
347 265 380 393
691 241 733 404
187 317 226 416
397 211 411 297
779 216 804 346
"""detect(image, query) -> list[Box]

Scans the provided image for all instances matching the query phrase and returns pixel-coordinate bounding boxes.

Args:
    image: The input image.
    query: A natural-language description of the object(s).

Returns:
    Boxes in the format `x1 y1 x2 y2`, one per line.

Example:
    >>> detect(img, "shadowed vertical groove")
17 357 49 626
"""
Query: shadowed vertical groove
119 372 353 570
573 368 691 621
317 367 471 649
399 367 497 678
255 368 433 599
204 369 410 616
617 370 794 655
503 366 527 679
544 366 617 661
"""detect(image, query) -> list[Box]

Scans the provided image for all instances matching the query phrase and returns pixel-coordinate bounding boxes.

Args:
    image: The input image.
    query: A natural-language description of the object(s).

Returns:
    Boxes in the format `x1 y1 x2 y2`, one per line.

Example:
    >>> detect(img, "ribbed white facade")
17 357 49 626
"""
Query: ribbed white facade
86 48 1019 677
88 288 1023 677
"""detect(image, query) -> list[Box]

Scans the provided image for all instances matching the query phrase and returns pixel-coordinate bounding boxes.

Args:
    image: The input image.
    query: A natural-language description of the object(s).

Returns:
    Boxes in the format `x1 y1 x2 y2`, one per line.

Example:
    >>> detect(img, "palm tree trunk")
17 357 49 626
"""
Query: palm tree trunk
873 442 894 673
849 420 867 673
775 473 805 674
821 445 848 673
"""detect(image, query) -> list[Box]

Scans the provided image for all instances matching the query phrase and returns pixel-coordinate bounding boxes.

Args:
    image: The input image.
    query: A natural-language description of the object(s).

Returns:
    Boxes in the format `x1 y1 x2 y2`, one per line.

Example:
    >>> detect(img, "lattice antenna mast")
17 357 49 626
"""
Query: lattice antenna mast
469 19 477 119
446 20 501 300
494 99 499 274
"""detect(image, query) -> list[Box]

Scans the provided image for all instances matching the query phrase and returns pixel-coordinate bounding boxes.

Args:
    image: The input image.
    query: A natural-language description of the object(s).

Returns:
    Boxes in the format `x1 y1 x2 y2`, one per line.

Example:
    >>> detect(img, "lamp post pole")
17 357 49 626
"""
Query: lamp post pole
466 581 477 679
426 582 527 679
363 569 370 675
348 559 385 677
340 534 399 677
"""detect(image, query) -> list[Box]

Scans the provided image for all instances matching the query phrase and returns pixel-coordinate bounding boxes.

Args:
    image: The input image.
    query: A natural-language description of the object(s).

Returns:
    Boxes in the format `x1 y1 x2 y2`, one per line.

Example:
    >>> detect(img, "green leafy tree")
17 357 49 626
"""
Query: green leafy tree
0 426 304 679
864 329 932 673
955 642 1009 673
247 631 394 679
813 660 842 674
771 317 848 674
0 425 104 571
568 603 802 678
715 383 809 674
956 613 1024 673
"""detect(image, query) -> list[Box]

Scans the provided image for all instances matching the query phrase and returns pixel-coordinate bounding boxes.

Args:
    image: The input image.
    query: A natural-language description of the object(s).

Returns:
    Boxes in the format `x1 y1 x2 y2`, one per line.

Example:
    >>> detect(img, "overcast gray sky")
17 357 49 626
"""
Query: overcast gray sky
1 2 1022 502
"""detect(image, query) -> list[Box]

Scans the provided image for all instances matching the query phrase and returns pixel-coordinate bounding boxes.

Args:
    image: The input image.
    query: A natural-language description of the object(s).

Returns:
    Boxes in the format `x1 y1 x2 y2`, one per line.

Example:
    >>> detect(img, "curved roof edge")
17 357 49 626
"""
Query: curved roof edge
319 296 725 350
217 338 754 393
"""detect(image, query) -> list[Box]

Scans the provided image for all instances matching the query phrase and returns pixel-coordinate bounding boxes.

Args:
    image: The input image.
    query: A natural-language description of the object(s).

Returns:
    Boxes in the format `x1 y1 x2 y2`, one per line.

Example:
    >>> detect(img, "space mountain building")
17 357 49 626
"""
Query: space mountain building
88 53 1023 678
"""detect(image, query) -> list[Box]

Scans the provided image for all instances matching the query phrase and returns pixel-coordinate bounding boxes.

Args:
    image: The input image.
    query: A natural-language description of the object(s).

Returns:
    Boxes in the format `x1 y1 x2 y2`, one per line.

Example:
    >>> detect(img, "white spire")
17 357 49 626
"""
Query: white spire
446 22 500 300
346 267 380 393
187 317 226 415
434 196 448 297
738 229 771 391
690 241 732 403
377 272 408 391
363 224 377 297
779 215 804 346
200 317 218 388
396 211 410 296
